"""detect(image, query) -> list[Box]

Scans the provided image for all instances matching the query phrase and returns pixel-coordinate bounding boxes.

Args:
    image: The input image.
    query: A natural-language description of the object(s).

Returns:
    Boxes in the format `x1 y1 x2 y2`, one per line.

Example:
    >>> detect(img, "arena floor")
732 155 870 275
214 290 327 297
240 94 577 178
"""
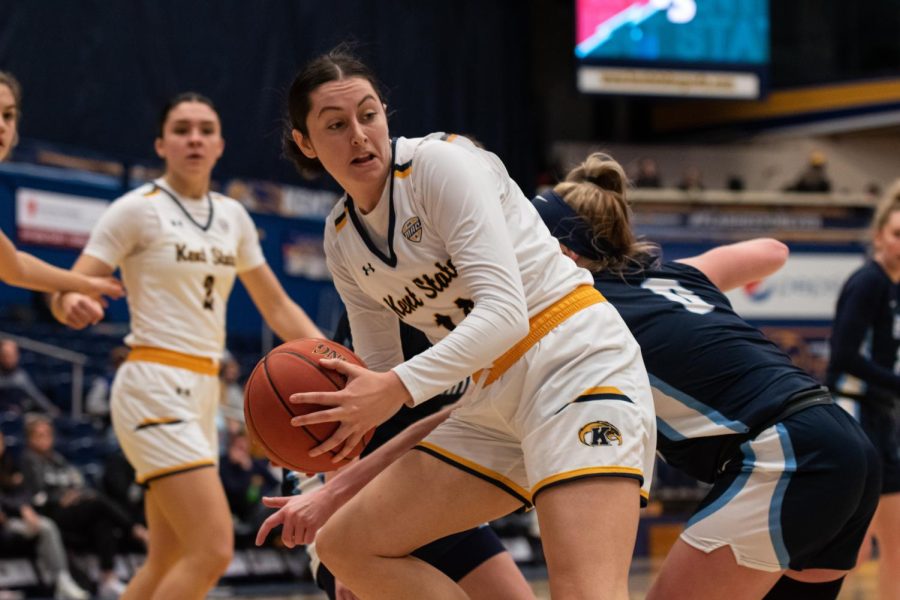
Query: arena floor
210 559 880 599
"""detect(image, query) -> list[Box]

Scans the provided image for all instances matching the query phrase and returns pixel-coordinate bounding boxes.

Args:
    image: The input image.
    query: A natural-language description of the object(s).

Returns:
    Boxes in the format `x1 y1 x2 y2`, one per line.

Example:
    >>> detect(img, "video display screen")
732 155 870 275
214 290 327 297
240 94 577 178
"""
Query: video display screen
575 0 769 98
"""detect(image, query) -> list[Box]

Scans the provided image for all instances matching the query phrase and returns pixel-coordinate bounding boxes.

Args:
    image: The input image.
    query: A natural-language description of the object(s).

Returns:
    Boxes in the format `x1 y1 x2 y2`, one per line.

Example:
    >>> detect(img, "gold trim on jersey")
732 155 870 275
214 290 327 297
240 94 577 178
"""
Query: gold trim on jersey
143 188 161 197
335 206 349 233
127 346 219 375
136 458 217 485
473 285 606 386
394 164 413 179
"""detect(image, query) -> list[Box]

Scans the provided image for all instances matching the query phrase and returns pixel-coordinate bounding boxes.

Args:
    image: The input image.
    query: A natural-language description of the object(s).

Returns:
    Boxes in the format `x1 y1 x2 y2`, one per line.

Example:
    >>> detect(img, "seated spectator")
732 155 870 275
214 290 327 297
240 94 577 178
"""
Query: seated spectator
786 150 832 193
218 355 244 438
0 430 88 599
20 414 146 599
84 346 129 429
219 432 278 543
100 447 144 526
677 165 705 192
633 157 662 188
0 340 59 416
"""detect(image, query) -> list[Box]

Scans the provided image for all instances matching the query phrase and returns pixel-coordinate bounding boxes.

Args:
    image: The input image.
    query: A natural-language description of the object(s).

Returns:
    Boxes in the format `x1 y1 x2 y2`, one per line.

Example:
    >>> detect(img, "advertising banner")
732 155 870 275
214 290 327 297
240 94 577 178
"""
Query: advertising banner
725 253 865 319
15 188 108 249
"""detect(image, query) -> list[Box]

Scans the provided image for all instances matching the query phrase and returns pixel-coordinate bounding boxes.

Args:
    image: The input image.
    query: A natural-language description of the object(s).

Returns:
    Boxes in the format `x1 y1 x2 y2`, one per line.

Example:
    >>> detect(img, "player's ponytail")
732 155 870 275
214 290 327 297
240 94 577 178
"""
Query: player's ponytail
554 153 658 274
872 179 900 241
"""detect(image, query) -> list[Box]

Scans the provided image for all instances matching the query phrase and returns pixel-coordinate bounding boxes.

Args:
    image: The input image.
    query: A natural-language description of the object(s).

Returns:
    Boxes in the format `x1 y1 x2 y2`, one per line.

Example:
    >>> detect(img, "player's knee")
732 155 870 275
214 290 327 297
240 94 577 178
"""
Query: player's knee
317 512 383 578
197 536 234 575
316 519 355 574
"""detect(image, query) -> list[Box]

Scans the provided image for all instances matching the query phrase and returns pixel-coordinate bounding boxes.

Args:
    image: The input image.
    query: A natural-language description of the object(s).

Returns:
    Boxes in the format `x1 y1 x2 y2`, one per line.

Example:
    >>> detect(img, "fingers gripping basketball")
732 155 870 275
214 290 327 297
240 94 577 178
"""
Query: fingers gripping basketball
244 339 374 473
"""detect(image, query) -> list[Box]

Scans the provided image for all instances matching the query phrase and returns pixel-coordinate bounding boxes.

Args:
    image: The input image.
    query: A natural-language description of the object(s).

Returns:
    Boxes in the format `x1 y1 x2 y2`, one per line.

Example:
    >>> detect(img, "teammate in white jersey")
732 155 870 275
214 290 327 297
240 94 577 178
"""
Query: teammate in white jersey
50 93 322 600
0 71 122 300
265 48 656 600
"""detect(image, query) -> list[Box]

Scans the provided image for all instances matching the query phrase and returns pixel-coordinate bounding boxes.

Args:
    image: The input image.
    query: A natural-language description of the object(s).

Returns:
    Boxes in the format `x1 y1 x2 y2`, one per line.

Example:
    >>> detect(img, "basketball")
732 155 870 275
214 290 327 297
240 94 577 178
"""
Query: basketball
243 338 374 473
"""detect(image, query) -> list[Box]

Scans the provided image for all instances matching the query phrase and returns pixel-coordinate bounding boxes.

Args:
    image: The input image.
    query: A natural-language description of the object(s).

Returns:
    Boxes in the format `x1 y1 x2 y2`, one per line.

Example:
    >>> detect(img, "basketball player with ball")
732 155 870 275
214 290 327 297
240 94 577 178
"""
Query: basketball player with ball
253 320 535 600
259 46 656 600
51 92 321 600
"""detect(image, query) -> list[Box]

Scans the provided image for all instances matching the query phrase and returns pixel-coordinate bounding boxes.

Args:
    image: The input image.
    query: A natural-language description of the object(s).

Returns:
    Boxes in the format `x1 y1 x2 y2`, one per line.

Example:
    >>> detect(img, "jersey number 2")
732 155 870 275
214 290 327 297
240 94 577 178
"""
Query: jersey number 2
641 278 713 315
202 275 215 311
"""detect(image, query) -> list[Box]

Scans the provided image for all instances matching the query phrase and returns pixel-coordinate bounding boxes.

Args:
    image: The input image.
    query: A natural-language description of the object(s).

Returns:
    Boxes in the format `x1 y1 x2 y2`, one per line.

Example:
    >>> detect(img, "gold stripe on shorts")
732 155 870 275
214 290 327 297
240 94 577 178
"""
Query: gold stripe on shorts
417 441 532 503
135 417 183 431
532 466 648 502
473 285 606 386
127 346 219 376
136 458 217 485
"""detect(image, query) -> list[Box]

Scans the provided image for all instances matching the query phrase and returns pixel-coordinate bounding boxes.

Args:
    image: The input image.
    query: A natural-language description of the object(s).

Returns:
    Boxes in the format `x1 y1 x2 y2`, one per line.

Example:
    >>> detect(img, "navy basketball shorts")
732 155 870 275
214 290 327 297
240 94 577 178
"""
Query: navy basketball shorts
682 403 880 572
837 396 900 494
314 524 505 598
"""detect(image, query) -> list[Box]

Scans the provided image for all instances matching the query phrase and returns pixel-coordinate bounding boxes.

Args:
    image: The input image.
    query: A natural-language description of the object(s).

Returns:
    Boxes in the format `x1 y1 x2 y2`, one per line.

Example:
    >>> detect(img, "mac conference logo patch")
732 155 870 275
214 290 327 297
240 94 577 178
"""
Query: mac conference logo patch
579 421 623 447
402 216 423 243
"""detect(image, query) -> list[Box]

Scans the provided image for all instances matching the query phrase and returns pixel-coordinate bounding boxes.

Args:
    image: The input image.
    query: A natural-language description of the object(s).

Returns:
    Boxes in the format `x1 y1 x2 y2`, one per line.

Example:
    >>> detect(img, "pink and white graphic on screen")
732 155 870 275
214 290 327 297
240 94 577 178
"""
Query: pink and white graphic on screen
576 0 650 46
576 0 697 55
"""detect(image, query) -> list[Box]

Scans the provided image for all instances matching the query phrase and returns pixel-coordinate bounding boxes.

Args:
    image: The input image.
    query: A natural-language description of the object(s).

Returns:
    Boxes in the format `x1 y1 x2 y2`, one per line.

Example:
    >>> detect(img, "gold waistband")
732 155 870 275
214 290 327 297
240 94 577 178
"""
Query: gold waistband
473 285 605 386
126 346 219 376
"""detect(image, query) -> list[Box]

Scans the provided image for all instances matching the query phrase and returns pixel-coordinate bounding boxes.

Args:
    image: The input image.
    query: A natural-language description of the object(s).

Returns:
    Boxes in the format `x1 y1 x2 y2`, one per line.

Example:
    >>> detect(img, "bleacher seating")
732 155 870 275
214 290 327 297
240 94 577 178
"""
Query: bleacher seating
0 315 314 595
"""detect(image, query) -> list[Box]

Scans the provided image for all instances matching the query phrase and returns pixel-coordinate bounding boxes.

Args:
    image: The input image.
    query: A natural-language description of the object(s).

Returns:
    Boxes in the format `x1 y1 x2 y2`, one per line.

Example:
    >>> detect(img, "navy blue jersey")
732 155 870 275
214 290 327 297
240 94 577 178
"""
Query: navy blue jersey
827 260 900 410
595 261 820 482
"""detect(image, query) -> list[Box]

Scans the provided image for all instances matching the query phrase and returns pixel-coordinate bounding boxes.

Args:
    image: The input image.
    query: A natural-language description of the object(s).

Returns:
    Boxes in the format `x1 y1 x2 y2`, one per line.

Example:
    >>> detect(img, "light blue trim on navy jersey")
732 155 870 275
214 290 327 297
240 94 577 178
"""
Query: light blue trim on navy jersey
686 440 755 528
656 418 687 442
652 375 750 440
769 423 796 568
862 327 873 360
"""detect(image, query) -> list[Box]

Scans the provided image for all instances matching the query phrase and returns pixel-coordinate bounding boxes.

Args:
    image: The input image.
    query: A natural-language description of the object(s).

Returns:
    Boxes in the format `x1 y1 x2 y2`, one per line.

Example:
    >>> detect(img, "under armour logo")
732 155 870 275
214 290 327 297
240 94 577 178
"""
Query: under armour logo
362 263 375 276
175 387 191 397
170 219 183 227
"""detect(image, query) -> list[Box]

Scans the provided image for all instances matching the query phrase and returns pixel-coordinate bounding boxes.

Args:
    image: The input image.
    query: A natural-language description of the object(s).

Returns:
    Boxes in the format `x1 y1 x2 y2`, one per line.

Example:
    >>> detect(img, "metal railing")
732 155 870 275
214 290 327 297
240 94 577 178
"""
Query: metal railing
0 331 88 417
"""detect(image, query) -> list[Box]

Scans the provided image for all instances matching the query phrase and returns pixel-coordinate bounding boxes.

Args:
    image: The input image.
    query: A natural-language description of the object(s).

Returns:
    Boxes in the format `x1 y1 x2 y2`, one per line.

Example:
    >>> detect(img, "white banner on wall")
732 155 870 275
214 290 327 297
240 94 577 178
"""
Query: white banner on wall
726 253 866 320
577 66 760 99
15 188 109 249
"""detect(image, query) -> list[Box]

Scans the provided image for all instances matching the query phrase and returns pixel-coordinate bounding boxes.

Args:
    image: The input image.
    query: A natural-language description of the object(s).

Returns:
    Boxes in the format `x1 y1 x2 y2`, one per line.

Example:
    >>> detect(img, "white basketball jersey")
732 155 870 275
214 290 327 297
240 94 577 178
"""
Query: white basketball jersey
324 133 593 403
84 180 265 358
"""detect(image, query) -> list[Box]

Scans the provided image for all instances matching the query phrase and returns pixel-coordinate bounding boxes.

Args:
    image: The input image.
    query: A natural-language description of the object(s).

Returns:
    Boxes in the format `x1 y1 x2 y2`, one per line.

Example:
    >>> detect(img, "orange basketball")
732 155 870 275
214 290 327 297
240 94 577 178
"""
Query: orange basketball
243 338 374 473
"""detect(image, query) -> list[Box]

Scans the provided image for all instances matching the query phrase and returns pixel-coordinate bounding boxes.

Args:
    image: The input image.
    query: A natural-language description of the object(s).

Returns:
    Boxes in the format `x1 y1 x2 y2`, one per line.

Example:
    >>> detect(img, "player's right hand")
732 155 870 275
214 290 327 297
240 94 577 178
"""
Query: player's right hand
255 488 340 549
58 292 106 329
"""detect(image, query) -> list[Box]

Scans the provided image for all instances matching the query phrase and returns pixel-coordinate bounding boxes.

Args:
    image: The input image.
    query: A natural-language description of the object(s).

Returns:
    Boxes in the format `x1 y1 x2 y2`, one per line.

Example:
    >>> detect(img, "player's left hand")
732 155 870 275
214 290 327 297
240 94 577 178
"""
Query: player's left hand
289 358 408 462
